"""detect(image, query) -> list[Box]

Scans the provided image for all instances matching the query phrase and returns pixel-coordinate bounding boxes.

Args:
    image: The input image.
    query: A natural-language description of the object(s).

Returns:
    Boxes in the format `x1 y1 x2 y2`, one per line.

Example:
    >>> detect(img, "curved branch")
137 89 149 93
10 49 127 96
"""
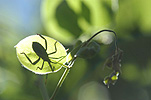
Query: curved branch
84 29 118 49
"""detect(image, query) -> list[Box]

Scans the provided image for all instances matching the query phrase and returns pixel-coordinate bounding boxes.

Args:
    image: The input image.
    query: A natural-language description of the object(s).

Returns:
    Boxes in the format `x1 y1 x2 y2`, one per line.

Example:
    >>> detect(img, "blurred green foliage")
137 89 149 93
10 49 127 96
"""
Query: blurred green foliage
0 0 151 100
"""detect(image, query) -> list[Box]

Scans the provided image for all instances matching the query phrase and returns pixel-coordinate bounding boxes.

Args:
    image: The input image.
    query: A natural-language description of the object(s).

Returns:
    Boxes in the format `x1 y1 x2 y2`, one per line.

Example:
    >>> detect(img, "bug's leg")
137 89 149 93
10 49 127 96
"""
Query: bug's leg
49 55 66 59
48 61 54 72
45 74 48 84
37 34 47 50
48 41 58 55
48 54 67 66
48 41 67 60
20 52 40 65
49 56 66 65
36 60 44 70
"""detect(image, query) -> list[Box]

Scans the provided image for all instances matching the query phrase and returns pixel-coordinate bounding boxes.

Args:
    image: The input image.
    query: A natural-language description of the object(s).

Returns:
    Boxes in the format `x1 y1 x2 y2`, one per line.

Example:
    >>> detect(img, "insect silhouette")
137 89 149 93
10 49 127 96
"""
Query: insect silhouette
20 34 65 71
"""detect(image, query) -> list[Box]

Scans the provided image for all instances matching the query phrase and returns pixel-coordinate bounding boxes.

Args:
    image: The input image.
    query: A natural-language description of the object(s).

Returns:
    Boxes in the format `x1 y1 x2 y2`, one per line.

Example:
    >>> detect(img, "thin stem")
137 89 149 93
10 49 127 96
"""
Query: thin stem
49 56 77 100
49 29 118 100
85 29 118 49
50 67 71 100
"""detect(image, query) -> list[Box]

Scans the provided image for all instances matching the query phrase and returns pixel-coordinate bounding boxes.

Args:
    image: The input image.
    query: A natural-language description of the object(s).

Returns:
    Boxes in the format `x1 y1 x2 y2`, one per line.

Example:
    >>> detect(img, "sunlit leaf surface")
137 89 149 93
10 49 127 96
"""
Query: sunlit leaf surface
15 35 67 74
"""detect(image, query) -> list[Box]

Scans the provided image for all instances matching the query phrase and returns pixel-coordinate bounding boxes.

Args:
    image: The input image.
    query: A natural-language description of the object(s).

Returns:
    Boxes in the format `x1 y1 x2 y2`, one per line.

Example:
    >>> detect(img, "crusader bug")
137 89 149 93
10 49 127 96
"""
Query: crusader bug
20 34 65 71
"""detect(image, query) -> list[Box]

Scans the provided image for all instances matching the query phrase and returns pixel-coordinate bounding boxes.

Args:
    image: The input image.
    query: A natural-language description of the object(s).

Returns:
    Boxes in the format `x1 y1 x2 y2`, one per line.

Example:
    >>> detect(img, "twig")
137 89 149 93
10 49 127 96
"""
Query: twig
48 29 118 100
49 67 70 100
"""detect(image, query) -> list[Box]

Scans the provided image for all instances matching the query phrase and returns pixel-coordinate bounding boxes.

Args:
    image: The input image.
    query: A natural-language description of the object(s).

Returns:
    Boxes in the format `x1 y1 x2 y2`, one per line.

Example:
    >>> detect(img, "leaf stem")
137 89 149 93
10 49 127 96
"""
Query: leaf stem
85 29 118 48
49 29 118 100
50 67 70 100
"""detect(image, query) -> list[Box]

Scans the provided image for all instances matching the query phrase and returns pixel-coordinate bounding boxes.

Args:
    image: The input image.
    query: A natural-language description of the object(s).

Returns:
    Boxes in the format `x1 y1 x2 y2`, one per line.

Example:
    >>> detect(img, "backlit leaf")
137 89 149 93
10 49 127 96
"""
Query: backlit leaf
15 35 67 74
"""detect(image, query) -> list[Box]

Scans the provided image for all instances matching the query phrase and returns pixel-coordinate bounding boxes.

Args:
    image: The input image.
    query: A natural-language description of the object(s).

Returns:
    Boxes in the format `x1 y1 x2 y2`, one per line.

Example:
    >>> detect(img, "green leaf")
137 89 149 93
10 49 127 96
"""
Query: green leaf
15 35 68 74
41 0 112 44
41 0 82 44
